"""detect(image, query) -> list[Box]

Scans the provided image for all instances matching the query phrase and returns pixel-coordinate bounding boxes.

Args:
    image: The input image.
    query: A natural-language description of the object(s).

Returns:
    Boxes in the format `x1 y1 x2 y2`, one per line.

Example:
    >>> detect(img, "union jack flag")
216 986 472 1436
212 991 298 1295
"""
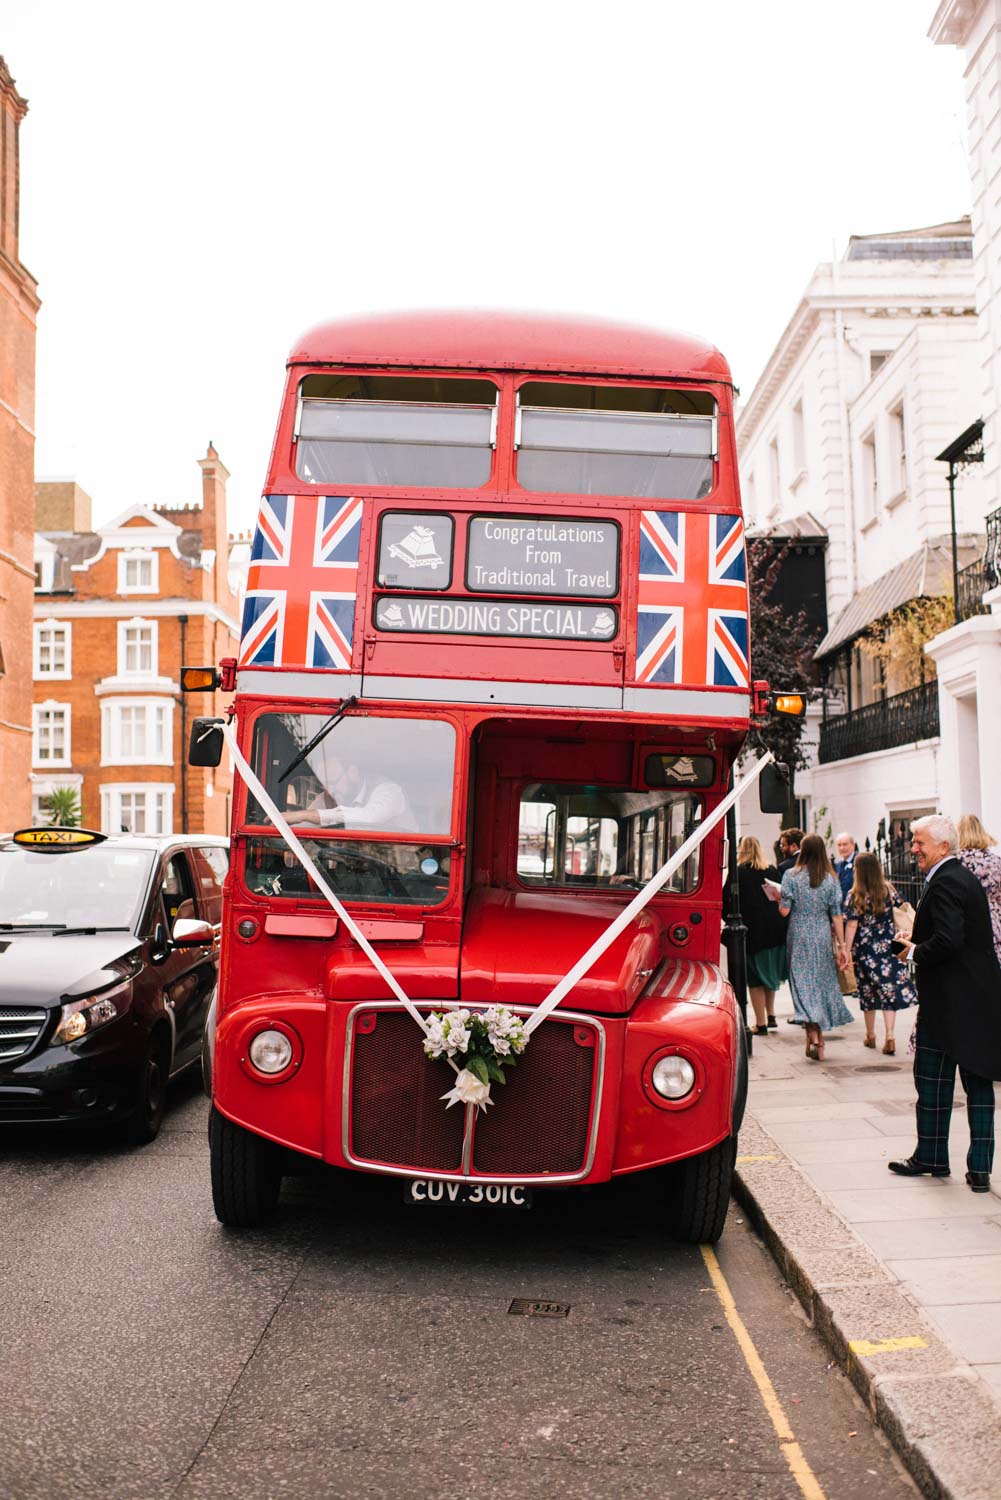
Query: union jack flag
239 494 362 670
635 511 749 688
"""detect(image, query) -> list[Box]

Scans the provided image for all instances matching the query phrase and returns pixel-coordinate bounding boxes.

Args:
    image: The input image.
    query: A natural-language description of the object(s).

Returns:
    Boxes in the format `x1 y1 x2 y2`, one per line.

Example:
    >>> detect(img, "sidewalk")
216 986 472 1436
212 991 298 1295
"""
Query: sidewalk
735 983 1001 1498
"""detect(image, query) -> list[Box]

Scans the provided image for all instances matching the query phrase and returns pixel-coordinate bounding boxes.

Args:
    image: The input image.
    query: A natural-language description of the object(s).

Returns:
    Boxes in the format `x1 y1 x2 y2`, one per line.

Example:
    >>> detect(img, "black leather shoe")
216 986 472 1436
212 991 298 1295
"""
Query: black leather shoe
966 1171 991 1193
767 1015 778 1029
888 1157 950 1177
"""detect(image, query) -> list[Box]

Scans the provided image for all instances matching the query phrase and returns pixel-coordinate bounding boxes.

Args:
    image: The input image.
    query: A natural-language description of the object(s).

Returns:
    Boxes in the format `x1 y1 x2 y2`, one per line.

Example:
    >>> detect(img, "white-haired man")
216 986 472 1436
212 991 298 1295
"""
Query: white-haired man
890 814 1001 1192
834 831 858 900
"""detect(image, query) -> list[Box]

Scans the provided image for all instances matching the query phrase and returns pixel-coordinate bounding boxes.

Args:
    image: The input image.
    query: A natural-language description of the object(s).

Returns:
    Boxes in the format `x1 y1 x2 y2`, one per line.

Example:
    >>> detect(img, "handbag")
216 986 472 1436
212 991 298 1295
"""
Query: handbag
892 901 916 936
837 955 857 995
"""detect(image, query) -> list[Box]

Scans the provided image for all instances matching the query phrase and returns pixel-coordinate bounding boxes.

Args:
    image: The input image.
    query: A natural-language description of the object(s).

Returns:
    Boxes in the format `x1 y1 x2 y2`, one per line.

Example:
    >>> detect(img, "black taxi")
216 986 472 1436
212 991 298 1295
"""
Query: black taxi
0 828 228 1142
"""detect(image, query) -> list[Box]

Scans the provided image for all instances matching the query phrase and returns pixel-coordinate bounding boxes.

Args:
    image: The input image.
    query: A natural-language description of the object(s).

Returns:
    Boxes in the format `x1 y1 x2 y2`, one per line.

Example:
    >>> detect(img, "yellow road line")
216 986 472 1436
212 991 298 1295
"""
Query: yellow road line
701 1244 827 1500
736 1154 779 1163
848 1336 927 1357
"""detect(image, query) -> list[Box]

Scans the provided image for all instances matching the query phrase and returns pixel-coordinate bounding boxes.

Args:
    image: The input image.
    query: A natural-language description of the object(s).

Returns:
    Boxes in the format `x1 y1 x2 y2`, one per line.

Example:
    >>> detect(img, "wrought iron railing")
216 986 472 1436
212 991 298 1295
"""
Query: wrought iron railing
956 504 1001 622
818 680 940 764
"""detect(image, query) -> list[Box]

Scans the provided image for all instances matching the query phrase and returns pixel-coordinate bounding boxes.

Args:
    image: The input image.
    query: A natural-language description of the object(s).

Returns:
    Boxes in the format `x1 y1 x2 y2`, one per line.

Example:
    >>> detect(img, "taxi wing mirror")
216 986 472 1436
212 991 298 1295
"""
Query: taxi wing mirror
188 718 225 768
759 761 792 815
172 917 215 947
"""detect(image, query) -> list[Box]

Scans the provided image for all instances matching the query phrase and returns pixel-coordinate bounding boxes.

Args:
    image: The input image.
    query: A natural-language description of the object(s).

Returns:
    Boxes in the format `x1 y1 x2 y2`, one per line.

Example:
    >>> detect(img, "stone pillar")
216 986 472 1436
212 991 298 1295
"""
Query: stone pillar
925 597 1001 834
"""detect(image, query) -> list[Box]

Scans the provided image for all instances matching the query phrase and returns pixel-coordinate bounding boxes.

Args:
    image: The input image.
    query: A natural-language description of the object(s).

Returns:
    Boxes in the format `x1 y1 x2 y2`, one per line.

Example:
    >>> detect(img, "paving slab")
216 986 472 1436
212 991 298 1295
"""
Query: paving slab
735 982 1001 1499
854 1215 1001 1260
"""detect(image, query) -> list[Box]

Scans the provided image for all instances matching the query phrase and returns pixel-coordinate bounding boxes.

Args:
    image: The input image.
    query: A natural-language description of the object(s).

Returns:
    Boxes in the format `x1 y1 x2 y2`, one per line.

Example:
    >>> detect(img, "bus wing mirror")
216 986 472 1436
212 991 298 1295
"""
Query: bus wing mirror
758 761 792 815
188 717 225 768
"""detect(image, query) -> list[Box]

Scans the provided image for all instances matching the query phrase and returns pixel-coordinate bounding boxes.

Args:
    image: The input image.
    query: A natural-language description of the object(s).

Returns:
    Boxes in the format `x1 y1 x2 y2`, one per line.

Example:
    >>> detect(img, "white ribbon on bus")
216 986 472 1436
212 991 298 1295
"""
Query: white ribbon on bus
220 720 773 1044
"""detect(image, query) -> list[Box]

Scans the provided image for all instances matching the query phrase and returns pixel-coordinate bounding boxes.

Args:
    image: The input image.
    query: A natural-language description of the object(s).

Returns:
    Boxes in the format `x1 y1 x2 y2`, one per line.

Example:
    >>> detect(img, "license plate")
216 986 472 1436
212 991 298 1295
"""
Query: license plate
404 1179 533 1208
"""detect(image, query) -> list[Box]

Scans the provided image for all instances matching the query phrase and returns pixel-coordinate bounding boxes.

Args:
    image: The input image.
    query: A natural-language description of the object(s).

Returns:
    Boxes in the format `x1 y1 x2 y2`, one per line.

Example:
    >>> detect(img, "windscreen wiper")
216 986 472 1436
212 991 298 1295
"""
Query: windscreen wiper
0 922 68 931
277 696 357 784
52 926 132 936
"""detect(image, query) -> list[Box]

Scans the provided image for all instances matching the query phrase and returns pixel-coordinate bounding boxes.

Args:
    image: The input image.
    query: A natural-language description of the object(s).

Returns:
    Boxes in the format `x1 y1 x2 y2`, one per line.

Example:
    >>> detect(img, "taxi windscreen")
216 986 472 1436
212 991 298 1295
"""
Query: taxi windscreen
0 842 154 930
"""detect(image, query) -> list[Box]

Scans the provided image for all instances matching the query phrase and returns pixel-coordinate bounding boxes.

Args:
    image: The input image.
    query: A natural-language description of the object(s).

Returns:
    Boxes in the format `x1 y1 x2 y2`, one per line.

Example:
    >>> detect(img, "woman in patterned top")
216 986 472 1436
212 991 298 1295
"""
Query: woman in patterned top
958 813 1001 962
779 834 853 1061
843 853 916 1055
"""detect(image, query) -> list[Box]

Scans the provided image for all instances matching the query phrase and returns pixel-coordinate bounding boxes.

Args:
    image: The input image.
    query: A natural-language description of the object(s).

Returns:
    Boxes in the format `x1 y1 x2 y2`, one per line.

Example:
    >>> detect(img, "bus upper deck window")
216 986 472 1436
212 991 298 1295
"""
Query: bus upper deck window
515 382 717 501
295 374 498 488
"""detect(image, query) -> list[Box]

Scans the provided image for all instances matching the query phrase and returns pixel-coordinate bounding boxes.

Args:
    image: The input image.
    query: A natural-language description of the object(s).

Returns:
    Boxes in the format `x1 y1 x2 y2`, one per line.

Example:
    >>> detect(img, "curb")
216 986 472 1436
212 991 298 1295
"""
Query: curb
733 1113 1001 1500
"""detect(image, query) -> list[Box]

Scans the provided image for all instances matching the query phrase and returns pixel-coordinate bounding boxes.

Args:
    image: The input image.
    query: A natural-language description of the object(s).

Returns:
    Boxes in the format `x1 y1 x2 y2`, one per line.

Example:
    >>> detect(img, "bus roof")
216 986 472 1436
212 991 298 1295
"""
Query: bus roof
288 310 732 384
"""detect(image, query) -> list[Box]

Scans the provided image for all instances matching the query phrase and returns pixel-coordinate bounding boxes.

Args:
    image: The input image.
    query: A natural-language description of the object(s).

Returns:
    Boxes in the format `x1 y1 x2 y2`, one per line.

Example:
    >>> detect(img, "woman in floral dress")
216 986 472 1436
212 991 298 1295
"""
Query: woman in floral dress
779 834 853 1060
958 813 1001 962
843 853 915 1055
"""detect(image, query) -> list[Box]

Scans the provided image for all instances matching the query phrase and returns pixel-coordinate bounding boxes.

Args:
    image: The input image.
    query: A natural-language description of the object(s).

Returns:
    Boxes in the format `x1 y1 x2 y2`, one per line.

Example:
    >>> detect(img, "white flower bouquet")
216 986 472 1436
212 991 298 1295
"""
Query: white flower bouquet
423 1005 528 1112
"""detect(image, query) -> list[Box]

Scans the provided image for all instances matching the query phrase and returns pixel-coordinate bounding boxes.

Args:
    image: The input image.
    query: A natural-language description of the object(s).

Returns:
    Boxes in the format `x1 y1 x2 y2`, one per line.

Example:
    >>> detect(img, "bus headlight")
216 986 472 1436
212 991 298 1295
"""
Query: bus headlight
248 1029 294 1075
651 1054 696 1100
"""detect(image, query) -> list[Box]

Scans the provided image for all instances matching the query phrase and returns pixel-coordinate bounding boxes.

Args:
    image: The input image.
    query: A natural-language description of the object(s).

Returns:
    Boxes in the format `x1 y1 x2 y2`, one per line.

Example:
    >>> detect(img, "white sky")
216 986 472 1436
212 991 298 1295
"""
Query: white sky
4 1 971 536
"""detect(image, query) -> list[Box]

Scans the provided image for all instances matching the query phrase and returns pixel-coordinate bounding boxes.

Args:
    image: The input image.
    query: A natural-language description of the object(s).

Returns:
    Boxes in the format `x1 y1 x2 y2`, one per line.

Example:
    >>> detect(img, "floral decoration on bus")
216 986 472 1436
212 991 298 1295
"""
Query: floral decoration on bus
423 1006 527 1112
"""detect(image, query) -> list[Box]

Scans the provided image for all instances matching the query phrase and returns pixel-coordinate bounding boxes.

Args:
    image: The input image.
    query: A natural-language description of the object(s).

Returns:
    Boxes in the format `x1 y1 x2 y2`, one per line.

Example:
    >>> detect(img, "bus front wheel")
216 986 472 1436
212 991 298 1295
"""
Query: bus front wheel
666 1136 736 1244
209 1108 283 1227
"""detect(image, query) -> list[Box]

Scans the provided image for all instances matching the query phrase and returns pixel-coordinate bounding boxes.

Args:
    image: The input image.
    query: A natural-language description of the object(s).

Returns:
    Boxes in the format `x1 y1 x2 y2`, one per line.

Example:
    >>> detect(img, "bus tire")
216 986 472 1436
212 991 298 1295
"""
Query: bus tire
209 1107 283 1227
668 1135 736 1245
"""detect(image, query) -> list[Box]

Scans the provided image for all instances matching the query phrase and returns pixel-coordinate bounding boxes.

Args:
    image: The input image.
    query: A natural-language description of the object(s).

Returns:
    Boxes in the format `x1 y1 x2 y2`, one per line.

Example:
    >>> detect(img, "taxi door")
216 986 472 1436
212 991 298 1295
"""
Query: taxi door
153 850 216 1071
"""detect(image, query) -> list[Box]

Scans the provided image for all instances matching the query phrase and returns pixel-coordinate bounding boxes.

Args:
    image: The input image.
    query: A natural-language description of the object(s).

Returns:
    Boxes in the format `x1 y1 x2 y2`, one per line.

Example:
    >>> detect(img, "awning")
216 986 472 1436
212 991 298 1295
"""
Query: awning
748 511 827 541
815 534 983 659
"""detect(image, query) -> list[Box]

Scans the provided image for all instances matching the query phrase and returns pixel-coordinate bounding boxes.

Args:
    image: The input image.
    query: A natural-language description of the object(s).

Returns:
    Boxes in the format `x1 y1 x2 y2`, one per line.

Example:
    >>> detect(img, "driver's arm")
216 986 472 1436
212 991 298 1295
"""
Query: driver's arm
317 781 409 830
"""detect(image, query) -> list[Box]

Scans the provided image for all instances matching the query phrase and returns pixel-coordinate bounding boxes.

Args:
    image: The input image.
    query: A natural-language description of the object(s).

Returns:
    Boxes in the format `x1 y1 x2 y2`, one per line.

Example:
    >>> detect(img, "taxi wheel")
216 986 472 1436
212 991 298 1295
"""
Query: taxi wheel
123 1028 171 1145
666 1135 736 1245
209 1108 283 1227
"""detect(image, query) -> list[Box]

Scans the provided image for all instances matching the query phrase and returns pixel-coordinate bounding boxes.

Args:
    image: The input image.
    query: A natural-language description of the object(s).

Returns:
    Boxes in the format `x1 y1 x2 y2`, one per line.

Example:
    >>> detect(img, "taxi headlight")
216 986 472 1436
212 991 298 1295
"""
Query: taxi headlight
248 1029 294 1075
651 1054 696 1100
52 979 131 1046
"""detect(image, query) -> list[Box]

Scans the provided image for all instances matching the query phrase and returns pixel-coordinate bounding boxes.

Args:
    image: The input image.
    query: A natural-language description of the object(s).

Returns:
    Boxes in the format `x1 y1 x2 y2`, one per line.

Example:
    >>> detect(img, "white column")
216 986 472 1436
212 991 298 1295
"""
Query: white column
926 602 1001 834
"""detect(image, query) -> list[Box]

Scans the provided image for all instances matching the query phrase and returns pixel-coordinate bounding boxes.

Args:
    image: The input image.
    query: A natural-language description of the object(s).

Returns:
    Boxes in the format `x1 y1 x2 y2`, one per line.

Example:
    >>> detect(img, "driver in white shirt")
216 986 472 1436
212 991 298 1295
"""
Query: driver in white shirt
291 754 418 834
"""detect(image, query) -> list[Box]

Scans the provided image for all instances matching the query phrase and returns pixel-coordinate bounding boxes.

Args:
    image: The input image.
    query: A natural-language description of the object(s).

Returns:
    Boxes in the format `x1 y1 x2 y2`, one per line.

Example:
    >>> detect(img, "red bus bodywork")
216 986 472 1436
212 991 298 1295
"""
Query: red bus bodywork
209 312 751 1232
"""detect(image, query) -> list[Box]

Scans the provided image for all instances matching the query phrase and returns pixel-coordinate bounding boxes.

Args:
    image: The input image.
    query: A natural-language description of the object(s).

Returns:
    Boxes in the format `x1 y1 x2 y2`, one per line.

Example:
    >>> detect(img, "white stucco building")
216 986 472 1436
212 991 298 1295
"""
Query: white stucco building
926 2 1001 844
736 220 989 857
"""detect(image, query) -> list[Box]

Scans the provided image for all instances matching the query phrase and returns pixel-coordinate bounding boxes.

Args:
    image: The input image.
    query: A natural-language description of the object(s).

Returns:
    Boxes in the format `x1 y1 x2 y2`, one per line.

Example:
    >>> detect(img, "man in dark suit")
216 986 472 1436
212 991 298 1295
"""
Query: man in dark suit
777 827 804 876
889 814 1001 1192
834 831 858 899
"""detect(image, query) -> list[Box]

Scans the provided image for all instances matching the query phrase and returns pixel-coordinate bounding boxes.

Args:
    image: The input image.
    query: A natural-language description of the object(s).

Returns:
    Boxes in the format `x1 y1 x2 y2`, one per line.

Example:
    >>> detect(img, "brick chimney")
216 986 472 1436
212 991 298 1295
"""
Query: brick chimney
0 58 28 264
197 442 231 607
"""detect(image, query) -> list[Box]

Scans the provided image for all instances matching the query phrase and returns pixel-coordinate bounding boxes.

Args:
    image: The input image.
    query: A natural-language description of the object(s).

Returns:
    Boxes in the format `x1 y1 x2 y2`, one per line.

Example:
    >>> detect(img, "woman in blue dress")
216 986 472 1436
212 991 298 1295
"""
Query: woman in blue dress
842 852 915 1055
779 833 854 1060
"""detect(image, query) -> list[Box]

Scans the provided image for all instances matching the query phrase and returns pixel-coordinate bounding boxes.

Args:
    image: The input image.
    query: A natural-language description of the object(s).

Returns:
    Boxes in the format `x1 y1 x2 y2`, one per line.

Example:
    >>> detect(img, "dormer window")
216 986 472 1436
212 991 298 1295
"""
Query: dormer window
119 550 158 593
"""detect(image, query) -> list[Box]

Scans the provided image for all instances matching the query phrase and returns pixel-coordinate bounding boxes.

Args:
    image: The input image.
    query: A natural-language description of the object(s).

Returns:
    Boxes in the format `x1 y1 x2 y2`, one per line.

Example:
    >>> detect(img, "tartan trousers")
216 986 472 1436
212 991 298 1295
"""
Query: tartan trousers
913 1039 996 1174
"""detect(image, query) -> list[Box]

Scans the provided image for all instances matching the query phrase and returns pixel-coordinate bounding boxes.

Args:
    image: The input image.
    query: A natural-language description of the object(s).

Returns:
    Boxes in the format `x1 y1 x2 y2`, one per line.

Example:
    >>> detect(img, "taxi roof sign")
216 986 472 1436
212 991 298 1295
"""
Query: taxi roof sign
12 827 106 851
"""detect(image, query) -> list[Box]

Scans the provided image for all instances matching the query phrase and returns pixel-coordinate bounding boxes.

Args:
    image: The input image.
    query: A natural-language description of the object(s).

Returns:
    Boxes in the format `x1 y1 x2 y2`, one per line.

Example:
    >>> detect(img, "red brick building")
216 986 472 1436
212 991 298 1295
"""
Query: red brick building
0 58 39 830
32 447 242 835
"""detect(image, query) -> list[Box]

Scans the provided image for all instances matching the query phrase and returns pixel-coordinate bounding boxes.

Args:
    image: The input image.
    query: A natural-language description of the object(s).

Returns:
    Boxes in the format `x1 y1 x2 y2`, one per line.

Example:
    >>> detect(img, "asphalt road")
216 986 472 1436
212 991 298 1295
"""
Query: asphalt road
0 1075 917 1500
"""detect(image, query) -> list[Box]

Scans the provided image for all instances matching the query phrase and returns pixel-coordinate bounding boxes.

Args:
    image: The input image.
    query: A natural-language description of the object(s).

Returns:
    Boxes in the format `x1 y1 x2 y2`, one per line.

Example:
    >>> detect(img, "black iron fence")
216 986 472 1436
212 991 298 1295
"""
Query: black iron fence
875 827 923 909
956 503 1001 623
818 680 939 764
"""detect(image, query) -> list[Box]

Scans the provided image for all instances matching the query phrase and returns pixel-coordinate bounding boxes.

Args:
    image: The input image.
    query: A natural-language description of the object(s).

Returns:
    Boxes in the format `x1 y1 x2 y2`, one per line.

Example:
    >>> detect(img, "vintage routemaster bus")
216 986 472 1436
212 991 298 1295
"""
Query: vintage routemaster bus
191 311 776 1240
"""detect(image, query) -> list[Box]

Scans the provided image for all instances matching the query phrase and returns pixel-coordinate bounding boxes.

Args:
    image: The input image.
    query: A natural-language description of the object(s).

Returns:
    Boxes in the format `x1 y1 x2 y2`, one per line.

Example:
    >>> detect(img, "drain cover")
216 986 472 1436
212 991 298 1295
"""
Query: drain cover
508 1299 570 1318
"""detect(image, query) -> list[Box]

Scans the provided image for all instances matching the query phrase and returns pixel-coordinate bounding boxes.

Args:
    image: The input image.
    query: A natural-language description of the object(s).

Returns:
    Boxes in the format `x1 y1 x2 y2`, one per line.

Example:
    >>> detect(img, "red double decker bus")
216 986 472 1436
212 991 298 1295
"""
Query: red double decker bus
192 311 769 1240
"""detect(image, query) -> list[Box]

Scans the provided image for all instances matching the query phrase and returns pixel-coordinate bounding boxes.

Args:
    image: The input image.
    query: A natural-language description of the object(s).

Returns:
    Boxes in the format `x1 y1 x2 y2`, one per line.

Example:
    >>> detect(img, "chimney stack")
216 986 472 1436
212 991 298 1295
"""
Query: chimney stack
198 442 231 605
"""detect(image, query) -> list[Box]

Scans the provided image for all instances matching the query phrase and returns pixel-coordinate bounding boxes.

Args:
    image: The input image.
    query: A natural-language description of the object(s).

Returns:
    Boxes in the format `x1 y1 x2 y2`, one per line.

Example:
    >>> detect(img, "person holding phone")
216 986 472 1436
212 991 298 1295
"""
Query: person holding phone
889 815 1001 1192
843 853 915 1055
727 836 788 1035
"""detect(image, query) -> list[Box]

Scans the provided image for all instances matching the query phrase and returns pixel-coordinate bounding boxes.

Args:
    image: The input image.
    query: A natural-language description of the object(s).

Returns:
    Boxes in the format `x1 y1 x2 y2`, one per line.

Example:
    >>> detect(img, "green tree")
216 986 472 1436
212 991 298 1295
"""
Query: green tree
747 539 820 773
42 786 82 827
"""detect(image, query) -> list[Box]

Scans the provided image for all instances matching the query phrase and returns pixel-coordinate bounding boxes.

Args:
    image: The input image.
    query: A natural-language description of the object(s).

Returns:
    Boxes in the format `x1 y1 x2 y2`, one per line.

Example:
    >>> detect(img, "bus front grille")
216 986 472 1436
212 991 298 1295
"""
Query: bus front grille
347 1008 600 1179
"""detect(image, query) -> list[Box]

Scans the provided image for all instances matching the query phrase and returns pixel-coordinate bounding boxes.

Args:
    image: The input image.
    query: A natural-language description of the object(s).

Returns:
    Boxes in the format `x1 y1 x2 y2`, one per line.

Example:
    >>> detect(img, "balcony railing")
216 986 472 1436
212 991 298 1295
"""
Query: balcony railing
956 503 1001 623
818 680 940 764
